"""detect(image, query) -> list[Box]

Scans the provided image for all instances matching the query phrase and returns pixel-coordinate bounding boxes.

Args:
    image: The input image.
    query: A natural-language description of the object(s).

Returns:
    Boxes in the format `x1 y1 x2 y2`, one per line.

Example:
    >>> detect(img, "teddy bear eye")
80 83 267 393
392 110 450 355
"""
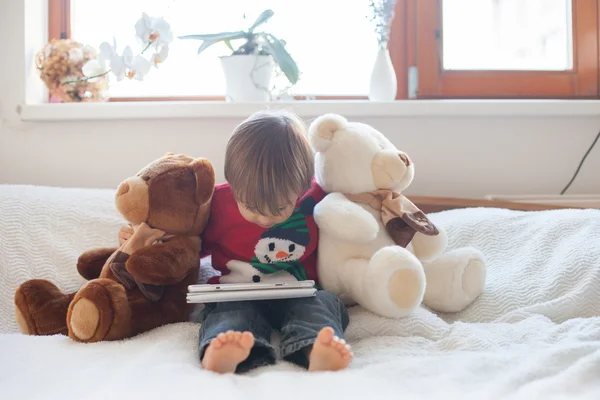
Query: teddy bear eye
142 176 151 182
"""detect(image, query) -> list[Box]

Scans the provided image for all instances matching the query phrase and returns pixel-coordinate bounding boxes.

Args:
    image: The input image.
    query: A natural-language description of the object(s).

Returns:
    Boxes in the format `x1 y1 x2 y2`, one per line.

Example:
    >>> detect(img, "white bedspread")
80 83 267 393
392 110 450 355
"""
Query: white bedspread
1 184 599 400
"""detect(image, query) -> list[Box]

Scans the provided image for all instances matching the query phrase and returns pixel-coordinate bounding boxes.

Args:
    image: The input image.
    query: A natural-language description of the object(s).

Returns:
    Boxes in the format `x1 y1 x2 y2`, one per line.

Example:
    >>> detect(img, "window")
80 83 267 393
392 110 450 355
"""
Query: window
442 0 572 71
51 0 376 100
411 0 599 98
49 0 600 100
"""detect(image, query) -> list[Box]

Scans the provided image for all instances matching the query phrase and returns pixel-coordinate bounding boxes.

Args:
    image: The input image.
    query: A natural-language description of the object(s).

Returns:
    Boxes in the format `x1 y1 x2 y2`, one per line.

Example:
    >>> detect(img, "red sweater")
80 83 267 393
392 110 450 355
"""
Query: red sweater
201 180 326 285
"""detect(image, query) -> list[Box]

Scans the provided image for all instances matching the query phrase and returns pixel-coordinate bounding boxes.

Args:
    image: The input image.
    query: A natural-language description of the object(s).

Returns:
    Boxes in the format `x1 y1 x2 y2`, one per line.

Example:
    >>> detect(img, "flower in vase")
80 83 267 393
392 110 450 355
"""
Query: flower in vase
36 39 107 102
368 0 398 46
135 12 174 47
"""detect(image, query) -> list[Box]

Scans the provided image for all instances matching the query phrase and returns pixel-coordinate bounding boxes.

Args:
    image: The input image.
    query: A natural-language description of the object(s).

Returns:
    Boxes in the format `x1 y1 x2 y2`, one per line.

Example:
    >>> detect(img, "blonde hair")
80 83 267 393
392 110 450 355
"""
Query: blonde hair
224 110 314 216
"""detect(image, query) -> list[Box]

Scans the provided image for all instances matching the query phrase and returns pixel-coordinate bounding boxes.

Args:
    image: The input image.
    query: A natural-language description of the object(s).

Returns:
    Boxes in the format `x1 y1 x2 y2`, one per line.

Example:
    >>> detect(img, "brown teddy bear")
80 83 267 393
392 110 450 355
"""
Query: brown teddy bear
14 153 215 343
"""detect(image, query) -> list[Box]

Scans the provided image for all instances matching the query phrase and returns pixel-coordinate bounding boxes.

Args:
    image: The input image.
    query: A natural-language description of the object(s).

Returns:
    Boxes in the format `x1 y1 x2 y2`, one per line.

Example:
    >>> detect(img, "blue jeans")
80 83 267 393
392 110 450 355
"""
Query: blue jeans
197 290 349 373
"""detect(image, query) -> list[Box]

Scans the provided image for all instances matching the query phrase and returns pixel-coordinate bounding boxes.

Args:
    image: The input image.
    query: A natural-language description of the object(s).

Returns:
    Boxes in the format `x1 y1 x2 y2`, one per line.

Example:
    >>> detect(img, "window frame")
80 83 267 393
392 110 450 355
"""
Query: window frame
49 0 71 40
48 0 600 101
412 0 600 99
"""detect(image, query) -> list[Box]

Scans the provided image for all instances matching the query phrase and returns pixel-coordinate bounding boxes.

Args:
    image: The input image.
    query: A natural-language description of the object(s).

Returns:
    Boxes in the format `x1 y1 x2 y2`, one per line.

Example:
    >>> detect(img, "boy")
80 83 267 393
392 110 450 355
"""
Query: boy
199 110 352 374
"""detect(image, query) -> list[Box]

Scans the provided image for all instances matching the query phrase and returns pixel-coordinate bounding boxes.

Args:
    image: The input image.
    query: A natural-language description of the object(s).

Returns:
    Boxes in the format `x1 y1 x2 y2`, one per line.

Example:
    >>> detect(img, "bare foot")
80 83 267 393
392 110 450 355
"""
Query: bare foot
201 331 254 374
308 327 353 372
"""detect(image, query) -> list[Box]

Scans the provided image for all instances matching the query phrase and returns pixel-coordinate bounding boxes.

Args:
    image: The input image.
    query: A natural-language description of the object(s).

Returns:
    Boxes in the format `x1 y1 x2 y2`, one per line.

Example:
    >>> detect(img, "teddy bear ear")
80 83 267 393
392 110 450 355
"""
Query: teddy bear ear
308 114 347 152
190 158 215 205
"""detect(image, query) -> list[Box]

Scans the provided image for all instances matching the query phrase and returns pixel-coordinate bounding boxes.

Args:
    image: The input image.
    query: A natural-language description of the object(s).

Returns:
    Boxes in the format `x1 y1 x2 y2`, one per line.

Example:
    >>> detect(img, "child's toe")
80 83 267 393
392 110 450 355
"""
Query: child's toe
211 336 224 348
317 327 334 344
333 339 345 350
217 332 228 341
240 332 255 349
225 330 236 341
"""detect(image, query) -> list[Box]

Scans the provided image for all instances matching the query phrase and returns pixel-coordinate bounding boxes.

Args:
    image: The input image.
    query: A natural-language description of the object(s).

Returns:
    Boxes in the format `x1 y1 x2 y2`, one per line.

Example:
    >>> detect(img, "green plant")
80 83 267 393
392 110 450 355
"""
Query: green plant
179 9 299 85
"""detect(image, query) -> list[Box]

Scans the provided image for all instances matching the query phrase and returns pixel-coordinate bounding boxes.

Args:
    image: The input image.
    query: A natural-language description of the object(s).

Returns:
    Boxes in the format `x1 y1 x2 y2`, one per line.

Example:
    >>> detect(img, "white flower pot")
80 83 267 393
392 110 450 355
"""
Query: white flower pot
220 55 274 102
369 47 397 101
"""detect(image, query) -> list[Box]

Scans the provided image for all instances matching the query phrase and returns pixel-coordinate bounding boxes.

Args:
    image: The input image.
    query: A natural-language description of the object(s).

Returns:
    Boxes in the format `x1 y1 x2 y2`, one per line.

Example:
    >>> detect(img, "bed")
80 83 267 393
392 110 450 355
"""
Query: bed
0 184 599 399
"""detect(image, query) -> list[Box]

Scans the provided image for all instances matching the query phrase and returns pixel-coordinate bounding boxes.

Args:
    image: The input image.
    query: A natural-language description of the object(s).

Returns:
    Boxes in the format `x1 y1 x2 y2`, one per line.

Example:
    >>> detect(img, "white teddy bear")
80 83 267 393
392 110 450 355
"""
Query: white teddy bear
310 114 487 318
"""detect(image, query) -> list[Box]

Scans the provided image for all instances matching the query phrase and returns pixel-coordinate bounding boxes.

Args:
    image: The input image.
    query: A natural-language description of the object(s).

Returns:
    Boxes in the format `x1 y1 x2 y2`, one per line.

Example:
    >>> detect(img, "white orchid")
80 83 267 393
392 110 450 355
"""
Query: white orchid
98 39 117 61
82 57 109 80
81 39 116 80
151 45 169 67
135 12 173 47
111 45 152 81
70 14 170 87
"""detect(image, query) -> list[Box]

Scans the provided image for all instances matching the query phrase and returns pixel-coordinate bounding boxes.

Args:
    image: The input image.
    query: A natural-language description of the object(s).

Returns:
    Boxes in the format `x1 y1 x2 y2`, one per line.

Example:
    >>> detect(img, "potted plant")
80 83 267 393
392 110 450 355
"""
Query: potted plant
179 10 299 102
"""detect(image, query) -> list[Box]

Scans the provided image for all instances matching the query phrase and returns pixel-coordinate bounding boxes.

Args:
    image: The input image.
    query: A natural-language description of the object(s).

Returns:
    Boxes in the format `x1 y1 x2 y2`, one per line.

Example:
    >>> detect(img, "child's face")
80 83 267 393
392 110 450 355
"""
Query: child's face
236 197 298 229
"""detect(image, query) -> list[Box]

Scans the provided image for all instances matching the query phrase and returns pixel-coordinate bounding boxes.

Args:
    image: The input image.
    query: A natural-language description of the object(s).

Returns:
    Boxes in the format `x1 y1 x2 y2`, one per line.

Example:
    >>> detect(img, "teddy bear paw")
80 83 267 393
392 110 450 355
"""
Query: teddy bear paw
67 279 131 342
423 248 487 313
69 298 101 341
365 246 426 318
461 256 487 301
14 279 73 336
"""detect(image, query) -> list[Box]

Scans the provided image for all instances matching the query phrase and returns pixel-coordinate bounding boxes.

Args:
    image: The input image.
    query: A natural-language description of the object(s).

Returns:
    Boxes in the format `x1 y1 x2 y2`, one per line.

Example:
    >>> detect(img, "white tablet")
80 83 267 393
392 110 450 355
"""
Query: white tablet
186 287 317 303
188 280 315 294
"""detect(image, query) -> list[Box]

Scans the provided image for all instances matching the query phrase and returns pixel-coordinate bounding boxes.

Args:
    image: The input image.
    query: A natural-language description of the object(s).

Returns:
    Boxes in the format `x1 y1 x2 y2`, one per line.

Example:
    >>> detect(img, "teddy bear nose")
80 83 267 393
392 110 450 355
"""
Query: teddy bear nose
117 182 130 196
398 152 411 166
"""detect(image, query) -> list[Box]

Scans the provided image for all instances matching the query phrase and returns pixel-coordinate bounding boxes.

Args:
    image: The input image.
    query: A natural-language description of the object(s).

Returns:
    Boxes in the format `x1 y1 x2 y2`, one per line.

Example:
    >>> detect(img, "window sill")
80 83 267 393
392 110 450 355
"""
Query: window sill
17 99 600 122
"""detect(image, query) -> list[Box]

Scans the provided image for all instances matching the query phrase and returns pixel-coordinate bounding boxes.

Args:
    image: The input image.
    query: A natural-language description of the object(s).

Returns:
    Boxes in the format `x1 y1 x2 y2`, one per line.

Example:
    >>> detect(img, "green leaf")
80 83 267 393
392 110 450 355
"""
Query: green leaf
248 9 274 33
179 31 248 56
178 31 246 42
224 40 235 52
261 34 299 85
196 40 217 55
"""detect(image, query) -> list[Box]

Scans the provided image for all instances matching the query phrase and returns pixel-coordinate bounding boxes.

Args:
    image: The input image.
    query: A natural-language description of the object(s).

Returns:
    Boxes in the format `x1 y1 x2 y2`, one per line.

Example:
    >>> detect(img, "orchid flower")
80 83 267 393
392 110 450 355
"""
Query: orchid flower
81 39 117 80
99 39 118 61
151 45 169 67
81 57 109 80
111 46 152 81
135 12 174 48
68 14 170 87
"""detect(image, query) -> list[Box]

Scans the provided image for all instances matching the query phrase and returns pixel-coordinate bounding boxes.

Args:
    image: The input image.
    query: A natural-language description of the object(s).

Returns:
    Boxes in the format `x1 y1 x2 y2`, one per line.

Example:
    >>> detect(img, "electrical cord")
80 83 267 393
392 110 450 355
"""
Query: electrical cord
560 129 600 195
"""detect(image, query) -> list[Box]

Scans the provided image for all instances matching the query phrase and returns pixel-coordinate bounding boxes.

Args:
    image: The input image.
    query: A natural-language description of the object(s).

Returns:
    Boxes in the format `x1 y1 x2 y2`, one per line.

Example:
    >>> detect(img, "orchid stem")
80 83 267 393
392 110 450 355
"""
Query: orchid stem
141 41 155 54
62 70 111 85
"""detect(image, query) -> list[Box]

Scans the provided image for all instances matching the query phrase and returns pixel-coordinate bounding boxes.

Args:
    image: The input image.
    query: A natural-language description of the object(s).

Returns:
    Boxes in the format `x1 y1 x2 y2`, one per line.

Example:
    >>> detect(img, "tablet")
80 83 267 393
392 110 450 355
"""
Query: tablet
188 280 315 294
186 287 317 303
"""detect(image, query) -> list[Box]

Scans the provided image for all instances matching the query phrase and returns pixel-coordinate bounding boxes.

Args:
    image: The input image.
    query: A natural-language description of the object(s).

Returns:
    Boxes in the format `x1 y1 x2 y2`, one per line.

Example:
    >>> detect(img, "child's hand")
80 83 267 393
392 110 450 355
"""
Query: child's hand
133 222 166 245
118 225 134 246
120 223 166 255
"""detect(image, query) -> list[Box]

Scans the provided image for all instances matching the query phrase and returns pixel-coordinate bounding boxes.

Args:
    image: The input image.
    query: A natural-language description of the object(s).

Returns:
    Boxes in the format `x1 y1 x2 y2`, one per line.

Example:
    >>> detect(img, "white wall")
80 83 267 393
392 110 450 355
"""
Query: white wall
1 0 599 198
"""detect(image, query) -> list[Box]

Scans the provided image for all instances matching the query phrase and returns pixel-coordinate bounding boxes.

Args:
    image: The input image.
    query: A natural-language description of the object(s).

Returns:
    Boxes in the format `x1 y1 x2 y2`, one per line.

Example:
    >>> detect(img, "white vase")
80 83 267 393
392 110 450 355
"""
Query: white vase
219 55 274 102
369 46 397 101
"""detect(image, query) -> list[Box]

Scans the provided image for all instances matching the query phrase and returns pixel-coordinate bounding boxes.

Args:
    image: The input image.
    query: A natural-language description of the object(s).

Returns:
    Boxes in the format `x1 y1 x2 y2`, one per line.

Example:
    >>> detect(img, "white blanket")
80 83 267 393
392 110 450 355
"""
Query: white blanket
1 184 599 399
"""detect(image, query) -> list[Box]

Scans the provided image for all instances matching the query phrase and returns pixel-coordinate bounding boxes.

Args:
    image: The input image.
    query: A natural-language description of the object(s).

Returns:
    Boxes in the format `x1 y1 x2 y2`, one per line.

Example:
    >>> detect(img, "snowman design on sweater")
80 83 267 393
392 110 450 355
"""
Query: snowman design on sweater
203 181 324 285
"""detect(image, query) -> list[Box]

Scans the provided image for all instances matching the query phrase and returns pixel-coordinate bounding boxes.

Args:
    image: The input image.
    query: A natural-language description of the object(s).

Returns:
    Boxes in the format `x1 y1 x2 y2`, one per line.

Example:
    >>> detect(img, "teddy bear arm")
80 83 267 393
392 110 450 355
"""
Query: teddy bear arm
77 247 118 280
125 236 201 286
314 193 379 242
